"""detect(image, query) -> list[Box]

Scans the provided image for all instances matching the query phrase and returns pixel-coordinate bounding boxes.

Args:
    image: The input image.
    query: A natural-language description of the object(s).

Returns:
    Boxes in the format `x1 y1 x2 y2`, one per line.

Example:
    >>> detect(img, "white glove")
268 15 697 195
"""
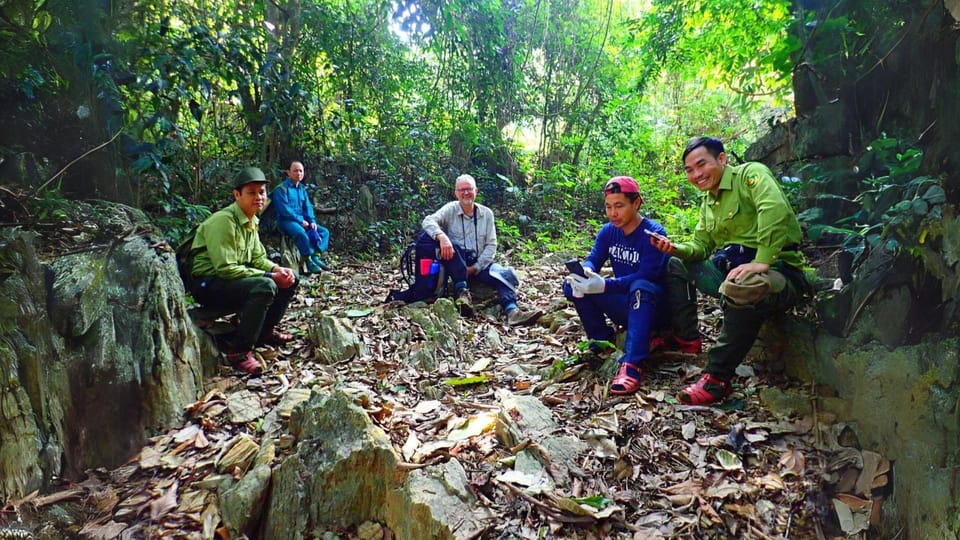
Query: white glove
565 274 585 298
569 268 606 296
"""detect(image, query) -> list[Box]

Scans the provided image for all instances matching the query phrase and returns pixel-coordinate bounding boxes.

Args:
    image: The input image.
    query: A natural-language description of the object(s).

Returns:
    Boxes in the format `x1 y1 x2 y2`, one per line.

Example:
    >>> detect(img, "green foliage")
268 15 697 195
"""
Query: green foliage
3 0 799 262
28 182 72 221
798 134 960 303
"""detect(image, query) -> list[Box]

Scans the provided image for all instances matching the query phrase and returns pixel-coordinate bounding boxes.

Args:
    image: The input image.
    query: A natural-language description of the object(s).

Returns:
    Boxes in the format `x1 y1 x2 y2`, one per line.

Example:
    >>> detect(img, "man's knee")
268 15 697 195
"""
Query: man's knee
667 257 688 277
628 279 661 307
249 277 279 299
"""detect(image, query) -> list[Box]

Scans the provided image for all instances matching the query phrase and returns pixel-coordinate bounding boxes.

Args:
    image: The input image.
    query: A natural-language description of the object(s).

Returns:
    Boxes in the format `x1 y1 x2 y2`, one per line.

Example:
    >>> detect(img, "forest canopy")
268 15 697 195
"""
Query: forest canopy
0 0 796 253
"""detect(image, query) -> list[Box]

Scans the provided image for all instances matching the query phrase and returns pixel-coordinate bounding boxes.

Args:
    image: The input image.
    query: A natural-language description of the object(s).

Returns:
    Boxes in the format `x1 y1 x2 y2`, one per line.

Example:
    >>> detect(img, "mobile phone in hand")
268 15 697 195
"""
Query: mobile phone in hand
643 228 669 242
565 259 586 277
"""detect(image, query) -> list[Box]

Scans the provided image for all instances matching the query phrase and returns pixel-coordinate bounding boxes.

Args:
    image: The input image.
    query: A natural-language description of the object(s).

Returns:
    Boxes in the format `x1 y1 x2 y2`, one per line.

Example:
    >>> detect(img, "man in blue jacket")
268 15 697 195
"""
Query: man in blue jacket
271 160 331 273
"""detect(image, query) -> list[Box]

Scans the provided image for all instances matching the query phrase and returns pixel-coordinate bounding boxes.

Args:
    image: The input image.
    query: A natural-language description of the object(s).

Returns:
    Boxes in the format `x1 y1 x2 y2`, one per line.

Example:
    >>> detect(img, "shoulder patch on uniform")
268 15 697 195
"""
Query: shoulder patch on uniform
745 175 758 187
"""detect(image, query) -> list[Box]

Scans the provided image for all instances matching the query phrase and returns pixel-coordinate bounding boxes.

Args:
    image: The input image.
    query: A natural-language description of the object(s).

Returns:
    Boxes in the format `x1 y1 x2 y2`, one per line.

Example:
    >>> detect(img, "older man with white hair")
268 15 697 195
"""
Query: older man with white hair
421 174 541 326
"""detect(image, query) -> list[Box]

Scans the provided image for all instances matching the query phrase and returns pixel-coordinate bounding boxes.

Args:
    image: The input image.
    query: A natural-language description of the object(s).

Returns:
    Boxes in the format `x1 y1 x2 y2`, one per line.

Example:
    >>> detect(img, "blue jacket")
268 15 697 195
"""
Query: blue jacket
270 178 317 225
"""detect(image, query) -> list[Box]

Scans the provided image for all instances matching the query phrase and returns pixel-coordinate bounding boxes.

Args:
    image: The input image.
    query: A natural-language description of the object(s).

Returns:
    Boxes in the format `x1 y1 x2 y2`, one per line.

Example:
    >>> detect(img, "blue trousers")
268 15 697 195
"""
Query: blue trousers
421 236 517 311
278 221 330 256
563 278 667 365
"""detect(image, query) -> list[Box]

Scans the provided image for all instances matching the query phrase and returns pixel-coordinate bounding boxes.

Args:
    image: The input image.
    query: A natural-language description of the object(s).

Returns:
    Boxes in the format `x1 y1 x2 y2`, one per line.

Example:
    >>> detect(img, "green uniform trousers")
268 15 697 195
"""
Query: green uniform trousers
667 257 808 380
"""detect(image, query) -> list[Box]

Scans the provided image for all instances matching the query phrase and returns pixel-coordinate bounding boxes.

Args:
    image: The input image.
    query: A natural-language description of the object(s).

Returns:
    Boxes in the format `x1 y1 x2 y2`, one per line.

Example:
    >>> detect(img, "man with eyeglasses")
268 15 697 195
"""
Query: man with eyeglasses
421 174 542 326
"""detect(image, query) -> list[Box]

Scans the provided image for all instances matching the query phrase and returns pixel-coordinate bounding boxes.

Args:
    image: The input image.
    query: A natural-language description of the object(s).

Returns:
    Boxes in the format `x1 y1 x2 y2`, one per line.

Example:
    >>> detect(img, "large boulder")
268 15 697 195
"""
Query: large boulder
264 389 404 538
0 208 205 499
772 314 960 540
264 388 496 540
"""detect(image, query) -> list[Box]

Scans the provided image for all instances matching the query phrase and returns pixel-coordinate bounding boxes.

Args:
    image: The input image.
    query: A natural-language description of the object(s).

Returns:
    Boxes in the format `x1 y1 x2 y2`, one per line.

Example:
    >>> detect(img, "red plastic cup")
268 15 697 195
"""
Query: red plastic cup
419 258 433 276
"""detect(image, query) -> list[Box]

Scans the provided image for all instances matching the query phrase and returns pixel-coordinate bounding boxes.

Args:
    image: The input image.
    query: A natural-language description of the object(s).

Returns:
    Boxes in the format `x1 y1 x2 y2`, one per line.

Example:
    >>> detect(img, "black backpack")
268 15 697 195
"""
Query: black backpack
386 231 447 303
175 227 200 293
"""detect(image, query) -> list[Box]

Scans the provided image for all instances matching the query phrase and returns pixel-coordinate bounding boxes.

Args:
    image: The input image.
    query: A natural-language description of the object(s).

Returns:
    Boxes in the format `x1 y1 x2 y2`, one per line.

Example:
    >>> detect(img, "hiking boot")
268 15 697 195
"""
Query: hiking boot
224 349 263 376
310 254 331 271
677 373 732 405
455 289 474 316
507 307 543 327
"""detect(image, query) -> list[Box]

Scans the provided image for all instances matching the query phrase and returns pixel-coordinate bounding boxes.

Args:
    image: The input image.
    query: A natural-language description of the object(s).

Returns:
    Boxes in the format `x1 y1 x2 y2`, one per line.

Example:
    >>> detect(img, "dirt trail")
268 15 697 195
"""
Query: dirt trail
12 259 879 539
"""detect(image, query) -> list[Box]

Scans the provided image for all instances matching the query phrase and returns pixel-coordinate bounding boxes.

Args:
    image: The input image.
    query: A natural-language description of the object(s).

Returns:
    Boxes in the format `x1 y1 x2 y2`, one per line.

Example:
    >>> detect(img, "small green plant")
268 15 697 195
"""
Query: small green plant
30 182 72 222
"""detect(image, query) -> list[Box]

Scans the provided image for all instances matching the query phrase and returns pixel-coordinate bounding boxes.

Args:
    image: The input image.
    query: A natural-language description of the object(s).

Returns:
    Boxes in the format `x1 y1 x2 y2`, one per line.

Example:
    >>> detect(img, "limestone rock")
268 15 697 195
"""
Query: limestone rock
496 392 556 448
384 458 494 539
219 463 272 538
309 315 365 364
263 389 402 538
226 390 265 424
217 434 260 473
495 390 586 488
0 225 204 499
389 299 462 371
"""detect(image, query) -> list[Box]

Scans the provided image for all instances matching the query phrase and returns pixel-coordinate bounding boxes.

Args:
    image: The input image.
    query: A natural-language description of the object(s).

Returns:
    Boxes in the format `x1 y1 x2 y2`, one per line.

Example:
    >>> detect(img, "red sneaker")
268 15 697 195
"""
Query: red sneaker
258 328 294 347
677 373 731 405
225 350 263 376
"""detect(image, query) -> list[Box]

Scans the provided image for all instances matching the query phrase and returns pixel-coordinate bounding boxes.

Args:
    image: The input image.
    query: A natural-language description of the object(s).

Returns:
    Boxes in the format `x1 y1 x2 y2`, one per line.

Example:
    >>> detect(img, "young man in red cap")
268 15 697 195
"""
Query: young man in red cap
563 176 673 395
189 167 299 375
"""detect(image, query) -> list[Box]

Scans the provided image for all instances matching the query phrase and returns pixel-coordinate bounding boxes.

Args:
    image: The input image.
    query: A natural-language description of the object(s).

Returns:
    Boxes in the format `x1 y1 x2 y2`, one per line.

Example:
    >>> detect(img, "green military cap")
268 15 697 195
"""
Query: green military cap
719 270 786 308
233 167 268 190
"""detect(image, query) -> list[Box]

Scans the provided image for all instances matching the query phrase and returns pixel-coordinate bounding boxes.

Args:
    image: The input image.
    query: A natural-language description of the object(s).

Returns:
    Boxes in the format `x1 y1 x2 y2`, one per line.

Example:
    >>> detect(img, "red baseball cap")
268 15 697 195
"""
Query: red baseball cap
604 176 643 201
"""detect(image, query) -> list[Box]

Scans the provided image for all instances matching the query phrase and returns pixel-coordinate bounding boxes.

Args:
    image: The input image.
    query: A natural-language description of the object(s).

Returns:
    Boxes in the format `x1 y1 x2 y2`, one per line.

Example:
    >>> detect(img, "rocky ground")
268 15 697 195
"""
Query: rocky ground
4 256 891 539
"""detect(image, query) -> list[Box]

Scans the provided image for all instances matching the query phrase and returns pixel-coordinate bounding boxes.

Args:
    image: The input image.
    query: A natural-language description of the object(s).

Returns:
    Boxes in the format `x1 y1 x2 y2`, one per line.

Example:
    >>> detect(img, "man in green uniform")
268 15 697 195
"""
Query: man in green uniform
650 137 808 405
190 167 299 375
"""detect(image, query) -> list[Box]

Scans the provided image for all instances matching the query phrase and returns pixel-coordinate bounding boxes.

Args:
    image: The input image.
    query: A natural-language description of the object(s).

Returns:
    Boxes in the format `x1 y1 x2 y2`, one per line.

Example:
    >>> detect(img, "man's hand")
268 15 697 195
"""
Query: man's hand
569 268 605 295
270 266 297 288
726 262 770 282
467 265 478 276
308 222 318 231
649 233 676 255
301 220 310 229
437 233 454 260
564 274 586 298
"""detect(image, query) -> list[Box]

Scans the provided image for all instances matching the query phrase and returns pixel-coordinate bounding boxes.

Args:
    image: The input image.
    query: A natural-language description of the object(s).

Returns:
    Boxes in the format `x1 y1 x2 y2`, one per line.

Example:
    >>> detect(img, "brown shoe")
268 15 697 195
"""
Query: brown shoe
455 289 474 316
507 307 543 327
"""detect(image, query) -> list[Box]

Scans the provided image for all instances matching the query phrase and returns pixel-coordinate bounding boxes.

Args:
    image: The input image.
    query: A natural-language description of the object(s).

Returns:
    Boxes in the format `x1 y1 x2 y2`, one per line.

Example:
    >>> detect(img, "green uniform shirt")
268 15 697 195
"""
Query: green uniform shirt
191 202 275 279
673 162 805 269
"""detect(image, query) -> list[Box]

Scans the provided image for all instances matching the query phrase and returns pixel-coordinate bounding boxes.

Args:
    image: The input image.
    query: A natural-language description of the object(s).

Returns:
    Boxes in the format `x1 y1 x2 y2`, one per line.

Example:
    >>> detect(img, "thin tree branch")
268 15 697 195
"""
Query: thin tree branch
30 130 123 197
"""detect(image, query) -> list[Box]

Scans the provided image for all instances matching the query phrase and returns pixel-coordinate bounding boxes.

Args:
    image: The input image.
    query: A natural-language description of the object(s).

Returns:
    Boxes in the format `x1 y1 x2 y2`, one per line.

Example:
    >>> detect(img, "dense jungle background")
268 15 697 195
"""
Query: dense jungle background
4 0 960 538
0 0 957 289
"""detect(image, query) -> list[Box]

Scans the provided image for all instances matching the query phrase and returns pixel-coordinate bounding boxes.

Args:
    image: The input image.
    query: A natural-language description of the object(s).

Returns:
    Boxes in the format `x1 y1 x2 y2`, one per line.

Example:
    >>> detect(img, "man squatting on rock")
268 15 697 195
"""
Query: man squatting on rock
188 167 298 375
421 174 541 326
650 136 809 405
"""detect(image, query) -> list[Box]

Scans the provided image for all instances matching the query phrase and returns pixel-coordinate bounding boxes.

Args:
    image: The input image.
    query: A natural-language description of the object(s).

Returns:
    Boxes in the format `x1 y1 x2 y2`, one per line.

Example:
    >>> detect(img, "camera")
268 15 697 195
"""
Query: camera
463 249 478 266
